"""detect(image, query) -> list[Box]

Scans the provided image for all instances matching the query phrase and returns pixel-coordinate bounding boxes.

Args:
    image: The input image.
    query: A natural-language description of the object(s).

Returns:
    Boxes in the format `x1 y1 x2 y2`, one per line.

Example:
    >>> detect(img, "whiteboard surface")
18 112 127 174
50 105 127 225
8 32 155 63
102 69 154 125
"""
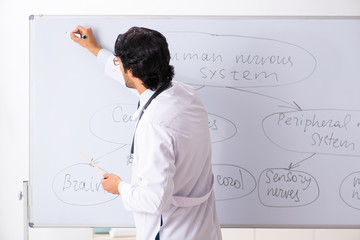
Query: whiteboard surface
30 15 360 227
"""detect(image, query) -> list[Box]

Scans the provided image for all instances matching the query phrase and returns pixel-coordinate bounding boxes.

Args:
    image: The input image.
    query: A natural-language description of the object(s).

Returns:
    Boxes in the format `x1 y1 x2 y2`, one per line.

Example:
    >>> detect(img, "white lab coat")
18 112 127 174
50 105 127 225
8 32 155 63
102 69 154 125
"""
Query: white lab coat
98 49 222 240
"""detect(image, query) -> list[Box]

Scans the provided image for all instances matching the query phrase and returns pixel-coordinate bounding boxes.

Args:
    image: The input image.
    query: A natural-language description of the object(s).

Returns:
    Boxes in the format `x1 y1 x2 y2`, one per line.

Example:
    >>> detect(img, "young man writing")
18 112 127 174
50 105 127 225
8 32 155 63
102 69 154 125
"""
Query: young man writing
71 25 222 240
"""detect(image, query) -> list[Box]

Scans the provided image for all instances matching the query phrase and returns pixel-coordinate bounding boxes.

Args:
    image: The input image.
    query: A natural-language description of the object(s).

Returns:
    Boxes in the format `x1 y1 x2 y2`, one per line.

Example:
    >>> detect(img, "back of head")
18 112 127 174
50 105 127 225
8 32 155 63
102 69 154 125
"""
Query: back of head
114 27 175 91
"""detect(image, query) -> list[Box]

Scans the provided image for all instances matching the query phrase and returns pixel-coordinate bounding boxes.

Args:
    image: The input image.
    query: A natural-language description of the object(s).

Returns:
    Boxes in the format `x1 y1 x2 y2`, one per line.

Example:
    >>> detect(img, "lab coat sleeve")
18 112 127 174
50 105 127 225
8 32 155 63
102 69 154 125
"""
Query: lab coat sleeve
118 122 176 215
97 49 138 96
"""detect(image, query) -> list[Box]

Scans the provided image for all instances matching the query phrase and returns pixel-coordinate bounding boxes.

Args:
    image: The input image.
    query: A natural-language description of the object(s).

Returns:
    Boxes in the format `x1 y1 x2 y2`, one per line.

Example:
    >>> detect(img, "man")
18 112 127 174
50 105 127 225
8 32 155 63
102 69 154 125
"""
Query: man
71 25 222 240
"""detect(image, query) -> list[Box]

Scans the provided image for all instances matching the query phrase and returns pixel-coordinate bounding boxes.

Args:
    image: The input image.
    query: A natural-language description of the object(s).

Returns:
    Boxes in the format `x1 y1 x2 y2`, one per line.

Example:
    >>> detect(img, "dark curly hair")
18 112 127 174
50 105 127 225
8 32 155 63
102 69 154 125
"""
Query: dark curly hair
114 27 175 91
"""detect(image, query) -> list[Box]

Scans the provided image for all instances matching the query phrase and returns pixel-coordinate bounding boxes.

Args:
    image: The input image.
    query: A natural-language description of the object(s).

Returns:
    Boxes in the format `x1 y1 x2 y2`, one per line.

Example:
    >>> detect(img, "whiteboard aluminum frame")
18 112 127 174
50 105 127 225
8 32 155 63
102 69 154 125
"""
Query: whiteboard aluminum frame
29 14 360 229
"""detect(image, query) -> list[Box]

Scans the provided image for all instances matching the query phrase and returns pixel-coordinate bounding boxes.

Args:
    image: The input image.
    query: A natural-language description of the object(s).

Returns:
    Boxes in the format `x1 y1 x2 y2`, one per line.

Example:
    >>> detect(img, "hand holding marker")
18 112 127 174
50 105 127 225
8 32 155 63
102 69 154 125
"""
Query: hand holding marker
66 31 86 39
68 26 102 56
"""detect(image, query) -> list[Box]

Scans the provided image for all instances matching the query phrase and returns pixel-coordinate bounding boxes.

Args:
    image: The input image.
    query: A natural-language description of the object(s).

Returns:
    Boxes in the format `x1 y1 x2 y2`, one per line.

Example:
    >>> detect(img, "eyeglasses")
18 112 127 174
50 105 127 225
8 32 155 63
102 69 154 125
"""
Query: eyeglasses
113 57 120 66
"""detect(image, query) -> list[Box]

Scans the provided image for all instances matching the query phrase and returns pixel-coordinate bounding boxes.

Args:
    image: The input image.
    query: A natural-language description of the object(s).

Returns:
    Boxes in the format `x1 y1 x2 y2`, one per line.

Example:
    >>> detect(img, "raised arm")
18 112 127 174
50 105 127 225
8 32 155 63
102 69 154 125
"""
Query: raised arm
70 25 138 96
71 25 102 56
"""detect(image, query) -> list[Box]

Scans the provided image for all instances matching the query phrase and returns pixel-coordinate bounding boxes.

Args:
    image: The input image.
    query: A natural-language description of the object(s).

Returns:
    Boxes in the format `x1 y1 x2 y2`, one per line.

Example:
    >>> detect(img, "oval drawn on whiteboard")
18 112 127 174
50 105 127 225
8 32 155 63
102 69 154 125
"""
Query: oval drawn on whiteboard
208 113 237 143
89 103 135 144
340 171 360 210
258 168 319 208
52 163 119 206
262 109 360 157
166 32 317 88
213 164 256 201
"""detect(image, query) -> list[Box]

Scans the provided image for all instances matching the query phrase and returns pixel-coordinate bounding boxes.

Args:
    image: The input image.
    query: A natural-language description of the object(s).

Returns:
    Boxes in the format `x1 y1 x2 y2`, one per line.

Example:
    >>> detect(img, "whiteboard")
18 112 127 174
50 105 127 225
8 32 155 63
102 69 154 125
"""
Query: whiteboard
29 15 360 228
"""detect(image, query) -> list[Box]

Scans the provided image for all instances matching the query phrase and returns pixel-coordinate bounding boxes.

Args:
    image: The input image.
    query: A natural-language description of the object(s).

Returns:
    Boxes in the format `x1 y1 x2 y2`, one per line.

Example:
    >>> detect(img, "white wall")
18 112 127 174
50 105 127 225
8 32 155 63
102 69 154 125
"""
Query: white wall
1 1 360 240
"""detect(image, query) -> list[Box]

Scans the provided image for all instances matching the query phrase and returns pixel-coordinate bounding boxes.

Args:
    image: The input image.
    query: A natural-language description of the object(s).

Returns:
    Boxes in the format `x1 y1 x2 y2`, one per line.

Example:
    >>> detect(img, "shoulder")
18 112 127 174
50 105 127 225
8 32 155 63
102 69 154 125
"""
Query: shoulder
162 81 198 104
145 81 207 125
157 81 202 113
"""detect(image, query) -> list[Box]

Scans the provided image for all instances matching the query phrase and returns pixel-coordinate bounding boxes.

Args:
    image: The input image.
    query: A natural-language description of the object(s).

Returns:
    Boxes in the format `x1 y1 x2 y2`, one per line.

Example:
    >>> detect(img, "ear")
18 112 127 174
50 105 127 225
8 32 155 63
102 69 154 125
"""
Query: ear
127 68 134 77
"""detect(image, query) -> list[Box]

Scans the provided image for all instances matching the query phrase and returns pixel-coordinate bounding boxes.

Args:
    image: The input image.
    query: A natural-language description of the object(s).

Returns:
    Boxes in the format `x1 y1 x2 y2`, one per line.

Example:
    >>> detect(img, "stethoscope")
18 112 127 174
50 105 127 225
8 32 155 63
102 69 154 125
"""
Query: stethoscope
127 81 173 165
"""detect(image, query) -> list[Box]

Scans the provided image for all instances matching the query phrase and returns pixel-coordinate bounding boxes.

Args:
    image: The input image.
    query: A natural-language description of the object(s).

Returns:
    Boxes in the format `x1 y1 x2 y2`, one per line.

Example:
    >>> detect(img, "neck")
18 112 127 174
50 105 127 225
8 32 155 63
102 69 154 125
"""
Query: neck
132 77 147 95
136 84 147 95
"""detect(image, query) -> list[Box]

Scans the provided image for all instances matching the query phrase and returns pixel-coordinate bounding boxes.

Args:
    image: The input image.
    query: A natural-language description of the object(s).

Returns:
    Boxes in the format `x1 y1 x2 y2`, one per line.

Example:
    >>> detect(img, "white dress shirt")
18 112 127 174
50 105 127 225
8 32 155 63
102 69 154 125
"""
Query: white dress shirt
98 49 222 240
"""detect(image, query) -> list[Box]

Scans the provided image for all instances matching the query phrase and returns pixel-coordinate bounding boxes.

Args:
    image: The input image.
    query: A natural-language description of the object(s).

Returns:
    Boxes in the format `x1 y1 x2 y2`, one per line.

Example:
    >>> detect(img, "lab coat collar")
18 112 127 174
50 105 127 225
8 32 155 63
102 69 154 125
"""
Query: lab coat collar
132 88 155 122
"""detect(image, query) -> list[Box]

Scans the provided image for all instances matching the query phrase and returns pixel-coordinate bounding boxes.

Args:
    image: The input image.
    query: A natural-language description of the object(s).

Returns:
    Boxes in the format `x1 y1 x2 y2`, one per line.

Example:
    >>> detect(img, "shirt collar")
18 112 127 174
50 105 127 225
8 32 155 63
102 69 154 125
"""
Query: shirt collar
132 89 155 122
139 89 155 109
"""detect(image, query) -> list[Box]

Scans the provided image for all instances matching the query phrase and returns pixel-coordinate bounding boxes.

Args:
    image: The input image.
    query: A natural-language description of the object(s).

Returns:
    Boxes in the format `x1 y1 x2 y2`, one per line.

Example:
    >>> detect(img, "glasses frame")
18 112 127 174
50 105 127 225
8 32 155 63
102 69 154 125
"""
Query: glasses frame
113 56 120 66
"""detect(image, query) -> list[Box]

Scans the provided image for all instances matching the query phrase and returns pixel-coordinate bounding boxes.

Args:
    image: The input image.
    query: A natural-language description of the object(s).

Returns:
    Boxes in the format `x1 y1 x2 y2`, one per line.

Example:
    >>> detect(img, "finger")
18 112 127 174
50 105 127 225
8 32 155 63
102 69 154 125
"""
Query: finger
73 25 87 34
101 182 108 191
70 33 80 42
